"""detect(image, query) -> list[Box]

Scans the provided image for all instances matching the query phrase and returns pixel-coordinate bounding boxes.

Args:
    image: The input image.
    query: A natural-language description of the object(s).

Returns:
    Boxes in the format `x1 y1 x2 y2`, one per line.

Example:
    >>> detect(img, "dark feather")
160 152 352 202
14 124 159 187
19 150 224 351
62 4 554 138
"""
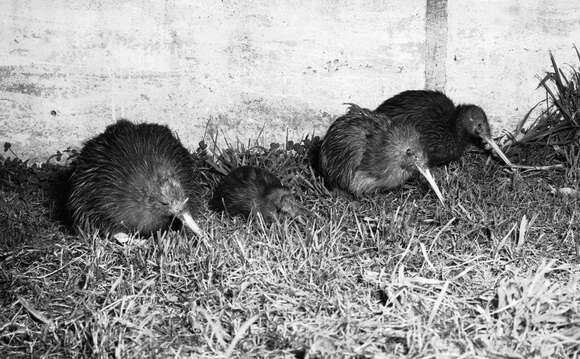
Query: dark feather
67 119 203 235
375 90 491 166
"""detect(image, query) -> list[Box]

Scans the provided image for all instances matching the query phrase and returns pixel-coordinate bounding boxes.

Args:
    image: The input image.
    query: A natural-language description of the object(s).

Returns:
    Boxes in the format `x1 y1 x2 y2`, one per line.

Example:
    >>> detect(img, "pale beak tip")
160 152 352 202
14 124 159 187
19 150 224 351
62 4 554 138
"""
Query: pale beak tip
483 137 514 168
416 165 446 206
180 212 205 238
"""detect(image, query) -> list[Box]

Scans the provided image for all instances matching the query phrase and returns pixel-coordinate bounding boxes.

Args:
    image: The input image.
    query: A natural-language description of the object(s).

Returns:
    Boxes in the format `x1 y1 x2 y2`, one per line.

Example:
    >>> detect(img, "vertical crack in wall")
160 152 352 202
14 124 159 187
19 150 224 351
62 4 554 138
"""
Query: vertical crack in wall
425 0 448 92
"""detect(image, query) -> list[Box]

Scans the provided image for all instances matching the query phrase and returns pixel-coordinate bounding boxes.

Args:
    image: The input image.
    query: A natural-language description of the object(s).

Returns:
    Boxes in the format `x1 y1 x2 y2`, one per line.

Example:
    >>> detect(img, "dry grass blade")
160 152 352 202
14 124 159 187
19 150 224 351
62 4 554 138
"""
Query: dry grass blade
510 164 565 171
224 315 259 358
17 297 55 330
427 280 450 326
516 214 538 254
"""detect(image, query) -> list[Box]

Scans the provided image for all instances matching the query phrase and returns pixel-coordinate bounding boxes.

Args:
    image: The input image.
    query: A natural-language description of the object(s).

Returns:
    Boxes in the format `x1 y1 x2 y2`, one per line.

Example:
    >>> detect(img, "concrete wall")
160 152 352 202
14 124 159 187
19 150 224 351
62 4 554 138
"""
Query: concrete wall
0 0 579 161
446 0 580 133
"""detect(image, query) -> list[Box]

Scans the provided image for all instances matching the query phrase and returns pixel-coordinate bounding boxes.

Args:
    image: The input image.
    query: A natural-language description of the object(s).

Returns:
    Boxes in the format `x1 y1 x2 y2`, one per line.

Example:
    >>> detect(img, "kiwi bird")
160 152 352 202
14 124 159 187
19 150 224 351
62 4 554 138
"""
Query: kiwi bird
67 119 204 237
209 166 305 221
375 90 513 167
318 104 445 204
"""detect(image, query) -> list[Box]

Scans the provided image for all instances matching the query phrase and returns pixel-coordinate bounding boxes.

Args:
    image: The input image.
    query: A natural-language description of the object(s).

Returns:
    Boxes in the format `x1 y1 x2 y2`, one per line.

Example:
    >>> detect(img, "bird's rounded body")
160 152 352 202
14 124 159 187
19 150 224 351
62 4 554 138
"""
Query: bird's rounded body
209 166 299 220
375 90 490 166
319 104 435 198
68 119 203 236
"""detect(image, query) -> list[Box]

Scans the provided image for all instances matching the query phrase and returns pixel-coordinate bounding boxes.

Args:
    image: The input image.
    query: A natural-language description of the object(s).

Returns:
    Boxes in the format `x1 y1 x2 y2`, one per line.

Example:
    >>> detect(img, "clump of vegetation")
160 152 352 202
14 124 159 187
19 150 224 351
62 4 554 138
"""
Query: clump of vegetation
511 46 580 172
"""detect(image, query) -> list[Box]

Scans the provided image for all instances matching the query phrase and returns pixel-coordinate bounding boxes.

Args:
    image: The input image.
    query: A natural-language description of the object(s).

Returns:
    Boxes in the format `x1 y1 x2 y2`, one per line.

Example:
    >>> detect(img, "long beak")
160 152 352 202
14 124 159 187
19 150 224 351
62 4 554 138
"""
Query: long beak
180 211 204 237
415 165 445 205
483 136 514 168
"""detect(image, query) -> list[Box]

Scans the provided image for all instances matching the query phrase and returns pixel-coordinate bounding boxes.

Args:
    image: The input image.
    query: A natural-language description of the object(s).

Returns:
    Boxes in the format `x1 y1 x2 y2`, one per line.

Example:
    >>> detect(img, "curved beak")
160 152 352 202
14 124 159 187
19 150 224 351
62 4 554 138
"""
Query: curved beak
482 136 514 168
415 165 445 205
180 211 204 238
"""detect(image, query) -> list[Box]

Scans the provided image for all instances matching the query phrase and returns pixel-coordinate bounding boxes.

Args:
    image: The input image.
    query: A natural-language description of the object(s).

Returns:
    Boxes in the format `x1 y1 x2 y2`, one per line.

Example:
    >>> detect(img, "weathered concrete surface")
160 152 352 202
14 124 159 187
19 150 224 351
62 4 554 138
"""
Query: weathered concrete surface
0 0 425 161
446 0 580 133
0 0 579 161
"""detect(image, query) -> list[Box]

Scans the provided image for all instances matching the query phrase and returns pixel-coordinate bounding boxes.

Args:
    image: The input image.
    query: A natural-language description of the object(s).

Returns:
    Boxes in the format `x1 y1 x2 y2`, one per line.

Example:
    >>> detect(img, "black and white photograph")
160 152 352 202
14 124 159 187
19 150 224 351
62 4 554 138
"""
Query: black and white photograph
1 1 579 357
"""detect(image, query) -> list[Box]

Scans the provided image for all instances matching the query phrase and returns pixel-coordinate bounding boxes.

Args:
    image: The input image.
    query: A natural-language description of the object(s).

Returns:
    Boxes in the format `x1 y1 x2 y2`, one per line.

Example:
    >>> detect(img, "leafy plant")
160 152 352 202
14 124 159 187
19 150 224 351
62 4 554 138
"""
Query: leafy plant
515 46 580 146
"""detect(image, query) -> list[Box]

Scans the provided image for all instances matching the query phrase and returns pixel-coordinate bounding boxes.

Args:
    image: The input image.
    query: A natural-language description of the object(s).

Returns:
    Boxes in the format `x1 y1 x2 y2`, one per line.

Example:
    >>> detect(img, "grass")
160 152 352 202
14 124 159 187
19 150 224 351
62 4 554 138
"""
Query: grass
1 133 580 358
514 46 580 145
509 46 580 177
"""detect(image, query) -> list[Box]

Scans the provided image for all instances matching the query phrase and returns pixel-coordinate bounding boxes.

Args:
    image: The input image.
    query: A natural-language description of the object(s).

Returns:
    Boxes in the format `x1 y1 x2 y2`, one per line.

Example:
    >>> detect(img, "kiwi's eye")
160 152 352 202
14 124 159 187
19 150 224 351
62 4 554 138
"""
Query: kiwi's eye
406 149 414 157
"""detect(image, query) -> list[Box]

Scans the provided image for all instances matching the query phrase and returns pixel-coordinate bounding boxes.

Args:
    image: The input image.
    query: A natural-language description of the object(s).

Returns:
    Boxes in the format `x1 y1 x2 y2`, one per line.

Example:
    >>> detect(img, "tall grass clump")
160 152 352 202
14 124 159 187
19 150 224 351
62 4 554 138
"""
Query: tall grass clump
514 46 580 171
